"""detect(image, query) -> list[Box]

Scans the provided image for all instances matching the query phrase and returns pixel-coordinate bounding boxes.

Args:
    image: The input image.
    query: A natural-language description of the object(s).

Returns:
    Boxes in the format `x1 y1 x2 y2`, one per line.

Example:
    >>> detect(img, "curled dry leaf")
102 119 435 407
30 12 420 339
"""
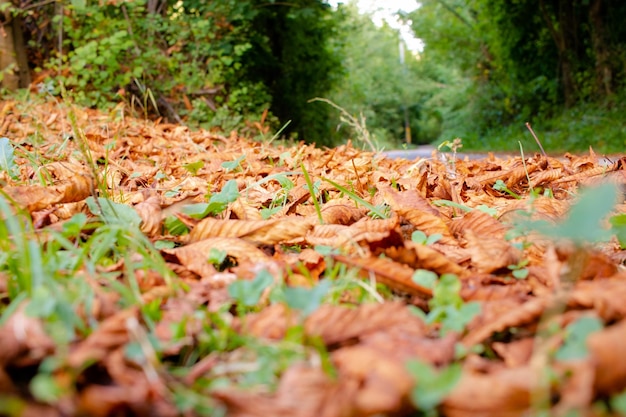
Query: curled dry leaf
134 195 163 236
333 254 433 296
189 216 313 245
465 231 521 273
382 241 465 277
164 237 270 279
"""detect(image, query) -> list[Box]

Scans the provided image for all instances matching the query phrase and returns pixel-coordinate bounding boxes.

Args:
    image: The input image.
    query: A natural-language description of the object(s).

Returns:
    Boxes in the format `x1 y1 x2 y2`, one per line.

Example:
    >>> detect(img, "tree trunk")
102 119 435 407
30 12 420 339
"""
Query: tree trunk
0 0 18 90
11 12 30 88
588 0 613 98
539 0 578 107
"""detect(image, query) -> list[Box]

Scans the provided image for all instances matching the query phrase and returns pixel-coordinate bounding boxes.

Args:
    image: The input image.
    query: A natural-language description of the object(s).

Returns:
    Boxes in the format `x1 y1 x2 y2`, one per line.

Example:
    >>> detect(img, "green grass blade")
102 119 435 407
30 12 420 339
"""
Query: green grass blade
321 177 388 219
301 163 324 224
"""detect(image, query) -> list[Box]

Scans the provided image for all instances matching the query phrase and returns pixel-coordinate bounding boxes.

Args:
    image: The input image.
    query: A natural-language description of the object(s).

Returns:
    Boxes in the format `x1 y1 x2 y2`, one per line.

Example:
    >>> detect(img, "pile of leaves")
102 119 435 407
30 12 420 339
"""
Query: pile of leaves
1 98 626 417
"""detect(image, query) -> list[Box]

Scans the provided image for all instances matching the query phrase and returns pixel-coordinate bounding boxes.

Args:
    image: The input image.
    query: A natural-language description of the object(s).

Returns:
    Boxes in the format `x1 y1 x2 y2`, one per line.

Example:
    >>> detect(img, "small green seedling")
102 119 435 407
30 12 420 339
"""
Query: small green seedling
222 155 245 172
183 180 240 219
493 179 521 199
228 269 274 308
554 316 603 361
412 269 438 289
507 259 529 279
283 279 332 318
407 360 462 412
610 214 626 249
524 182 618 244
412 274 481 335
411 230 442 246
207 248 227 267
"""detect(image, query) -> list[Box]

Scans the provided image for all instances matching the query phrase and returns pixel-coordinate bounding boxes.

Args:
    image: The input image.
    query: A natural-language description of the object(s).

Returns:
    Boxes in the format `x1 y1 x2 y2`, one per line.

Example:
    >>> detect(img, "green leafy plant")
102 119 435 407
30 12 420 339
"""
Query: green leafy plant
222 155 246 173
412 269 438 289
412 274 481 335
407 360 462 412
182 180 240 220
523 182 618 244
433 200 497 217
507 259 529 279
554 316 603 361
183 161 204 176
493 179 522 199
228 269 274 309
411 230 442 246
283 279 332 318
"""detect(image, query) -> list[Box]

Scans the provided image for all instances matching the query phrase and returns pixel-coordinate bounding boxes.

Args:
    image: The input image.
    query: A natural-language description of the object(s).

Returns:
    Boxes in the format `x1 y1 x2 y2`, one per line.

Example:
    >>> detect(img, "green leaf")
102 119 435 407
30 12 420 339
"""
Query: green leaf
154 240 176 250
411 230 427 244
610 214 626 249
555 316 603 361
228 269 274 307
30 373 64 403
527 183 618 244
164 216 189 236
208 248 227 265
221 155 245 172
610 390 626 414
86 197 142 228
0 137 19 180
407 360 462 411
412 269 438 289
512 268 529 279
62 213 87 238
284 279 331 317
426 233 443 245
183 160 204 176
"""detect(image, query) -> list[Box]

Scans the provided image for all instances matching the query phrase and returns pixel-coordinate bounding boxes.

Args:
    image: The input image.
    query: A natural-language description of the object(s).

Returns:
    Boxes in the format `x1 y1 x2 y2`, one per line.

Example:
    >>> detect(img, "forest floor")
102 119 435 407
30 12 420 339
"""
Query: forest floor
1 98 626 417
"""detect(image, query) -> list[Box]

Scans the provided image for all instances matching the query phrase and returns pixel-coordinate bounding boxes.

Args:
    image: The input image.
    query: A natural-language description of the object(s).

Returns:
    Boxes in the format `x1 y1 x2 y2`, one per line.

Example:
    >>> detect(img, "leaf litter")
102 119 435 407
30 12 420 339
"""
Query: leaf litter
1 99 626 416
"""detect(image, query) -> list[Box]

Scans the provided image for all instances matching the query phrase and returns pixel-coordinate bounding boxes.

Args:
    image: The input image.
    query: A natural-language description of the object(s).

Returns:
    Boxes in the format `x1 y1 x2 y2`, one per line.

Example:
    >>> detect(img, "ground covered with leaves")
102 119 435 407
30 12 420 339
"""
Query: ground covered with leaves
2 99 626 417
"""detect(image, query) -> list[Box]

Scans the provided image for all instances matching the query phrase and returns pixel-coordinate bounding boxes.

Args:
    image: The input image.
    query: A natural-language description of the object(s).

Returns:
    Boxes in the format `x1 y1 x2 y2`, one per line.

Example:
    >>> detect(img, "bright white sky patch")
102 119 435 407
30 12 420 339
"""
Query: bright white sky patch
327 0 423 52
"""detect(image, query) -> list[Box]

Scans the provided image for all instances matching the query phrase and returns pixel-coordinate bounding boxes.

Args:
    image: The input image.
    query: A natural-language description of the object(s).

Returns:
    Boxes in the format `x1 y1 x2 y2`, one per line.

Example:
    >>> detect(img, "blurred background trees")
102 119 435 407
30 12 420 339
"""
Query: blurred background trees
0 0 625 151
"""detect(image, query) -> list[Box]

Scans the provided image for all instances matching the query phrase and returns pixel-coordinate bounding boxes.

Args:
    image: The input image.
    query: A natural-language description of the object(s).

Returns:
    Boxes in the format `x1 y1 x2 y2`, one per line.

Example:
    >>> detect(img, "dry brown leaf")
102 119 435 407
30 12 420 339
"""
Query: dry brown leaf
164 237 270 279
449 209 508 240
442 366 534 417
189 216 313 245
333 254 433 296
382 241 466 277
465 231 521 273
305 302 426 346
135 195 163 236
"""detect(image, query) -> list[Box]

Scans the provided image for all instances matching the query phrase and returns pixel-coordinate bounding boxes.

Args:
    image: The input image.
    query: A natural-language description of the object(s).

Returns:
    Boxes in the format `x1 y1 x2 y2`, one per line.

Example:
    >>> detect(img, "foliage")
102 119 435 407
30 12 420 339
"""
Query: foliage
327 3 431 147
21 0 341 142
406 0 626 150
